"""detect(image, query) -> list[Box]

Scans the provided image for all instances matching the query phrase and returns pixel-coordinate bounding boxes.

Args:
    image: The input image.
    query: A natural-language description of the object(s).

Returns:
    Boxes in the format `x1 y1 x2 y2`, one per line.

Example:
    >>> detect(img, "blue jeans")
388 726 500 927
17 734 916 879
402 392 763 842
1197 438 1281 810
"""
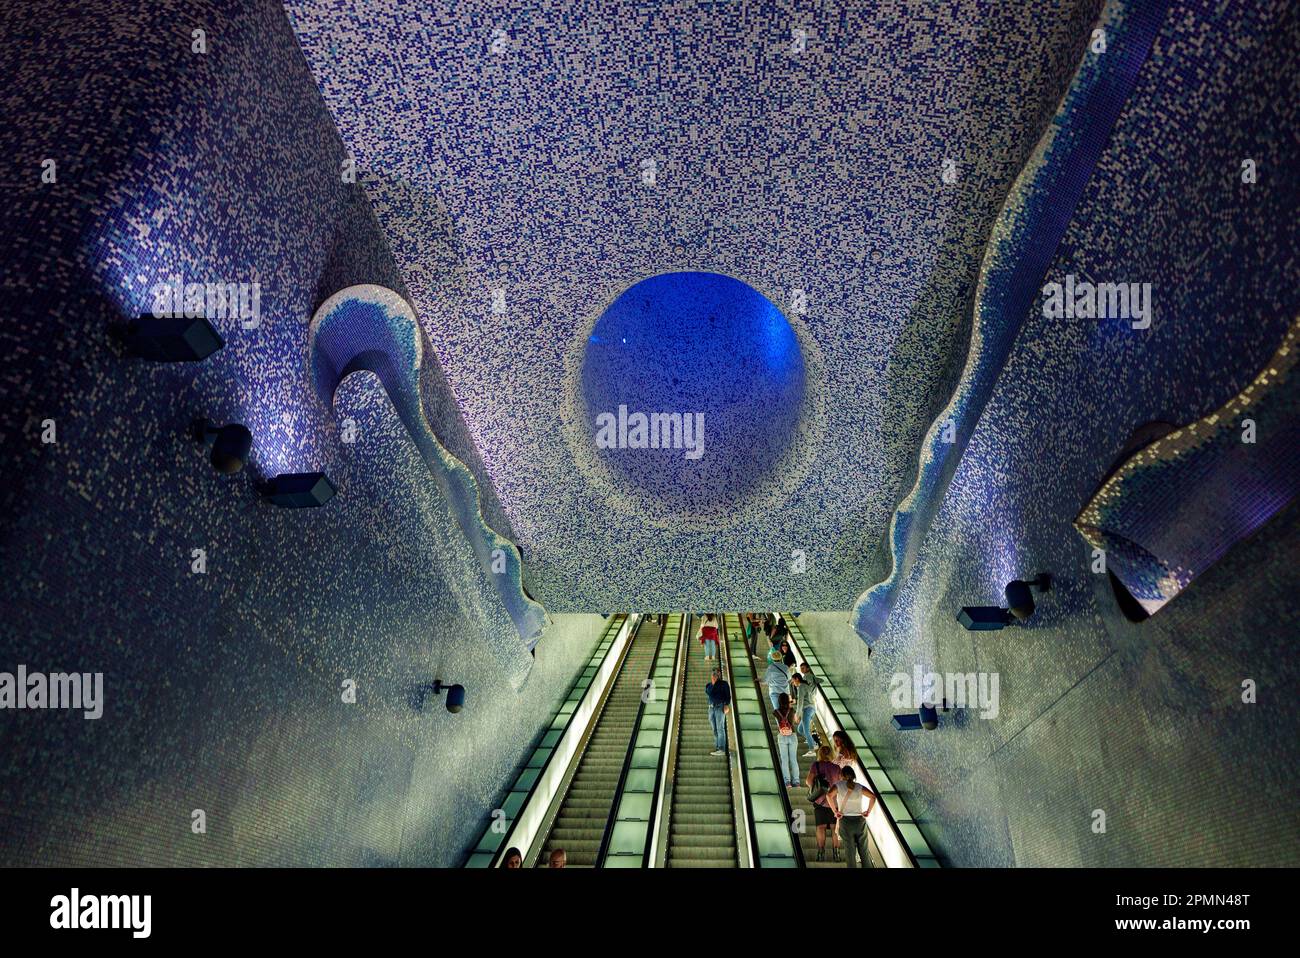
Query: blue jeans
776 732 799 786
797 707 816 749
709 705 727 750
768 688 784 711
703 638 718 658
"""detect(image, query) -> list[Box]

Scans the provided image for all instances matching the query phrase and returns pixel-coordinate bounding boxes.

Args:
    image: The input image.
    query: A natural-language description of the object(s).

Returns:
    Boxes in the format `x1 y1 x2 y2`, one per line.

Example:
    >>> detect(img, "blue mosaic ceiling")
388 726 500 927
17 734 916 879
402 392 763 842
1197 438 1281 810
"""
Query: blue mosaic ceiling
281 0 1105 610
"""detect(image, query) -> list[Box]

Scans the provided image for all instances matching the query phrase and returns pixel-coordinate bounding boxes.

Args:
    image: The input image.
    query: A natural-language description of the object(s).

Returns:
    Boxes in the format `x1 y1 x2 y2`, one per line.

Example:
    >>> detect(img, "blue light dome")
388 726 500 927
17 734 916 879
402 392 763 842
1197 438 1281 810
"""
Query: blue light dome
581 272 806 514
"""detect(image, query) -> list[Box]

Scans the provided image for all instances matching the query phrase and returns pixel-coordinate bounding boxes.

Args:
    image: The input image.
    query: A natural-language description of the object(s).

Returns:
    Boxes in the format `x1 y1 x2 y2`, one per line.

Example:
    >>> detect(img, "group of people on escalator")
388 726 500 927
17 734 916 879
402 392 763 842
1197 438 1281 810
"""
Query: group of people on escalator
700 612 879 867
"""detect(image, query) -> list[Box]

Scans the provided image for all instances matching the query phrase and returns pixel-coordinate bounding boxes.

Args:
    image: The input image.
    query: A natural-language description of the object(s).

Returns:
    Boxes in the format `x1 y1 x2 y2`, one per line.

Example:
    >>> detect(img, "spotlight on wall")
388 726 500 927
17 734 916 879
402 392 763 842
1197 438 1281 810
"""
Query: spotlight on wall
119 316 224 361
259 472 337 508
1004 573 1053 621
429 679 466 713
192 419 252 474
957 606 1015 631
958 573 1053 630
918 703 939 730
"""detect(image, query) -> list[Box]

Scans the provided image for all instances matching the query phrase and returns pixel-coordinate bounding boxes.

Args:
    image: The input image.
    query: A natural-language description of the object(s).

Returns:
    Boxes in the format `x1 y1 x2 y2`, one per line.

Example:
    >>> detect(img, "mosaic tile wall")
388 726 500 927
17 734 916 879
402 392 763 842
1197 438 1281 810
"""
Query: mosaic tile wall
0 0 602 867
3 0 1296 870
798 0 1300 867
1074 316 1300 615
282 0 1104 611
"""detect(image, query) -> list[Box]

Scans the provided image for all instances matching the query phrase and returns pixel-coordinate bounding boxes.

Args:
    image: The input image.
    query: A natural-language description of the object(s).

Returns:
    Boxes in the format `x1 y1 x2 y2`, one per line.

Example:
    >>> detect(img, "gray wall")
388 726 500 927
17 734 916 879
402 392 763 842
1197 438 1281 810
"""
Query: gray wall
800 494 1300 868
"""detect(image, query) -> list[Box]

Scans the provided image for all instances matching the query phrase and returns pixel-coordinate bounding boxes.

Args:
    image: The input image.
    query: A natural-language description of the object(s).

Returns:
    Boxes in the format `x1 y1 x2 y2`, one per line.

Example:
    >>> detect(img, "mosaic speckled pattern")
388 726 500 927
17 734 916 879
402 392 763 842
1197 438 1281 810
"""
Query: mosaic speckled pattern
852 0 1169 641
2 0 1297 872
795 0 1300 867
282 0 1103 610
309 285 548 679
0 0 601 867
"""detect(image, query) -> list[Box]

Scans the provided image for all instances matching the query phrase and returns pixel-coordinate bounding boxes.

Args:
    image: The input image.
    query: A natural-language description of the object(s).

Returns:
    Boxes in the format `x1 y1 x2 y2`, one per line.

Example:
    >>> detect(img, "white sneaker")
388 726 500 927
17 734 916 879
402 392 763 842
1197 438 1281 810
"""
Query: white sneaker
803 750 817 757
710 749 725 756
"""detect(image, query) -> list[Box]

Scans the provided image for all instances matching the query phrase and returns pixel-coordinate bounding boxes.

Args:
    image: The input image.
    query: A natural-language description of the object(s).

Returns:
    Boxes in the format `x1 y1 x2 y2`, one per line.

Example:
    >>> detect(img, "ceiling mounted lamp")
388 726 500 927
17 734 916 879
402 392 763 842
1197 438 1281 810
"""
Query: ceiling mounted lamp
119 315 224 362
957 606 1015 631
259 472 337 508
419 679 465 714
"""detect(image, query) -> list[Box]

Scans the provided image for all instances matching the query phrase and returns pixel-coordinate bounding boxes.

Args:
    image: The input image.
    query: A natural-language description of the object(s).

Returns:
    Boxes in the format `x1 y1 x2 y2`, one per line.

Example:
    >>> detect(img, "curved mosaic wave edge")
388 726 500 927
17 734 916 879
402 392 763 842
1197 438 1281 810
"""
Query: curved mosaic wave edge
850 0 1170 643
1074 314 1300 612
308 284 549 688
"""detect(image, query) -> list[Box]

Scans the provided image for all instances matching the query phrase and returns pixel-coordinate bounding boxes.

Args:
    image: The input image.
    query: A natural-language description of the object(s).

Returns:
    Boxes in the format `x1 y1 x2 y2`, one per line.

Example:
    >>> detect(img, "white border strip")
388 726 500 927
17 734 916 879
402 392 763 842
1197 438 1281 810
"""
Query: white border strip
723 616 756 868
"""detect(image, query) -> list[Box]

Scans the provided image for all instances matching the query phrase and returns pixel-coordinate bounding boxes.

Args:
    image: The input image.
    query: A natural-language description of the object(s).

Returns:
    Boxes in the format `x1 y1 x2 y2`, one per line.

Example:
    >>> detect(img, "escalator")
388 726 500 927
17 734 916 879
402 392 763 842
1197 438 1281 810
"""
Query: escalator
664 615 738 867
534 616 663 866
779 705 843 868
757 623 882 868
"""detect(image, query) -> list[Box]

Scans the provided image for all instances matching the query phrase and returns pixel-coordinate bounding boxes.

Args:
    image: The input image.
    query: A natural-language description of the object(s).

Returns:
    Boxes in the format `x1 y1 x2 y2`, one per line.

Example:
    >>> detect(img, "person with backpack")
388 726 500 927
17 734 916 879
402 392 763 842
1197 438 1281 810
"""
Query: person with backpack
805 745 843 861
827 765 878 868
773 692 800 789
763 644 790 710
697 613 720 663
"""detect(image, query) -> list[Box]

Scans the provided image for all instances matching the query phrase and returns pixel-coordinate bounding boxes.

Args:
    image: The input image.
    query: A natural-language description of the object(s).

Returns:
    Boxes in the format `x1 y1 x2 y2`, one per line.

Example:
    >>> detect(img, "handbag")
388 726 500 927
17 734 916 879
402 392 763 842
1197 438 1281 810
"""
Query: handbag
807 762 829 804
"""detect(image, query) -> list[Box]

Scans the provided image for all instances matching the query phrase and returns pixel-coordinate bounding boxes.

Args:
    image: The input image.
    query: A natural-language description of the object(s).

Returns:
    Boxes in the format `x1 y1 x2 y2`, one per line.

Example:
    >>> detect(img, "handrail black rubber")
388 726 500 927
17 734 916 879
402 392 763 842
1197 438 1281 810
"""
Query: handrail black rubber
742 614 806 867
778 613 915 868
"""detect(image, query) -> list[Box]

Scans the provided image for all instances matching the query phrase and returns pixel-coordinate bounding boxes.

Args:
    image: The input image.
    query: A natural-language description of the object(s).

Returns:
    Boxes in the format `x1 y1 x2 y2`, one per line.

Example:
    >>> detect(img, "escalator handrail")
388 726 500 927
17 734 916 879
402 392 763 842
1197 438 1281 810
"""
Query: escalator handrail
720 614 758 868
467 613 629 867
595 614 673 866
740 614 807 867
650 612 693 867
778 614 919 868
520 613 645 866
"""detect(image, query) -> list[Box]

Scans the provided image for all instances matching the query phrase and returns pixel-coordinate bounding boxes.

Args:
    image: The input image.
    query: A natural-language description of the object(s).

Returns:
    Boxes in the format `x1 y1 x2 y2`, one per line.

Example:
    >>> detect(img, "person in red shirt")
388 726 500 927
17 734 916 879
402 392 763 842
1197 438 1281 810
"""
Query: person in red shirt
697 613 720 663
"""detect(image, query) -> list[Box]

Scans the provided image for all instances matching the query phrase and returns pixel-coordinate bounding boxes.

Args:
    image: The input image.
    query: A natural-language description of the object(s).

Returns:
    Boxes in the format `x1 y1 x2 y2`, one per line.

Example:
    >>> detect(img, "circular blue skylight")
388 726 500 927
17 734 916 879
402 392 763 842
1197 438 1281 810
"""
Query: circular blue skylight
580 271 806 514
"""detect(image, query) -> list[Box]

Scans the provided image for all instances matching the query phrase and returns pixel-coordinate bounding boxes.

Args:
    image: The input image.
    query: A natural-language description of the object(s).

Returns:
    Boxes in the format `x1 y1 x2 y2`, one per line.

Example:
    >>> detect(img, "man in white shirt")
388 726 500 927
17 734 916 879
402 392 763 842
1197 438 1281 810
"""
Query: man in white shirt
827 765 878 868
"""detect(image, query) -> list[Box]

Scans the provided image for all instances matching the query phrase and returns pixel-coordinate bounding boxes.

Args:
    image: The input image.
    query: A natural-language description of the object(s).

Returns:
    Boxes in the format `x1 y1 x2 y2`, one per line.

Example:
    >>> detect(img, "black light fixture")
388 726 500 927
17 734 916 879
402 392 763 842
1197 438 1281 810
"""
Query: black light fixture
428 679 465 713
958 573 1053 631
260 472 337 508
918 703 940 730
957 606 1015 630
192 419 252 474
1004 573 1053 621
119 316 223 361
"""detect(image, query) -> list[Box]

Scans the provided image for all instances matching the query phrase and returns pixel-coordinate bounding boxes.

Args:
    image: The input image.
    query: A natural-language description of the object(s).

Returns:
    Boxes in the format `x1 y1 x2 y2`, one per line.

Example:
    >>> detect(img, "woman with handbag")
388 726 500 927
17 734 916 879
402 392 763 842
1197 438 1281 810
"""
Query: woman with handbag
805 745 843 862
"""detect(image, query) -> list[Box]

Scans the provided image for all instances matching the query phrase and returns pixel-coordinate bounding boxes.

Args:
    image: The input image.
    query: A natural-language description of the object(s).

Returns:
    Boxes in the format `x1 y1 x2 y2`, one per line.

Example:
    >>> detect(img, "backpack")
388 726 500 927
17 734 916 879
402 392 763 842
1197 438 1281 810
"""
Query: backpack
776 708 794 736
